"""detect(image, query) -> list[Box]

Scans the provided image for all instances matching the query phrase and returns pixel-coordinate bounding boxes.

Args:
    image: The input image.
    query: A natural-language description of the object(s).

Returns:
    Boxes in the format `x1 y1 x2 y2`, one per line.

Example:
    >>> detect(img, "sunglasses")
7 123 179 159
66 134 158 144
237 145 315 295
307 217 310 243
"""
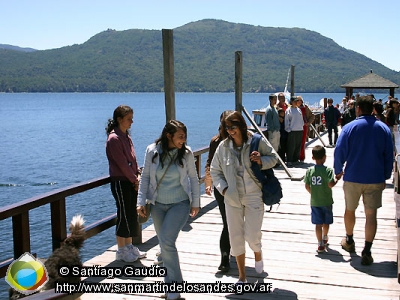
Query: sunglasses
225 125 239 131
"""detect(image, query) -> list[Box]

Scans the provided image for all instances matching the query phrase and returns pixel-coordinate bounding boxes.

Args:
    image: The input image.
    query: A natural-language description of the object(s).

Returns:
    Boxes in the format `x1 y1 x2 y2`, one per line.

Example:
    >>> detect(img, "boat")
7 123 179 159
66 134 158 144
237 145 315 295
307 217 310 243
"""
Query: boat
251 68 291 129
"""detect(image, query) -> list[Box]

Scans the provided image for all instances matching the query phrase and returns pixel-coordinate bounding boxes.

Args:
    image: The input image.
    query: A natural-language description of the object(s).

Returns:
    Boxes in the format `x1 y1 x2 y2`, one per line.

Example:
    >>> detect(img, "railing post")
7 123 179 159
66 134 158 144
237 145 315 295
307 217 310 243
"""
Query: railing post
132 226 142 245
12 212 31 258
51 198 67 251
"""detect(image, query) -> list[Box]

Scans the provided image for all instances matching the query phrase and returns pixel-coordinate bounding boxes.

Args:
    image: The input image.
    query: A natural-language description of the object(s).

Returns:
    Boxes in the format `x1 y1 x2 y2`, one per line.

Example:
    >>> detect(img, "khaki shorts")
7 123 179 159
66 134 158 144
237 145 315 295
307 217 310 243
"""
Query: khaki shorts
343 181 384 210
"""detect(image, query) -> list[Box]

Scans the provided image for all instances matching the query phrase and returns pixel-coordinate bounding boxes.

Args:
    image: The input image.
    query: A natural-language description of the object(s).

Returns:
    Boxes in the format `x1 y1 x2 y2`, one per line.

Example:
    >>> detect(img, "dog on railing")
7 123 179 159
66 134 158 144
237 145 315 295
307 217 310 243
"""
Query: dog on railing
9 215 85 299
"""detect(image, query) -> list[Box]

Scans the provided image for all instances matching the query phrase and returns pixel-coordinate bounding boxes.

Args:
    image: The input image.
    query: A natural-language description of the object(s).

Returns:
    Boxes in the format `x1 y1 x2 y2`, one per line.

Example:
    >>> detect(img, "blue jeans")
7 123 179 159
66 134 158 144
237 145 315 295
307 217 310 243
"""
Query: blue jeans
151 199 190 283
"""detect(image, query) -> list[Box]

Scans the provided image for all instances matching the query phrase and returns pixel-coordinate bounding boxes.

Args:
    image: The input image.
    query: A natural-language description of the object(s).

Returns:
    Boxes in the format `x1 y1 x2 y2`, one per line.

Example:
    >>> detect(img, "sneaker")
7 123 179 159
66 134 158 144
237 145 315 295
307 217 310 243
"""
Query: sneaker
154 253 163 265
361 253 374 265
255 252 264 274
116 248 138 263
287 162 293 167
323 236 329 246
341 238 355 253
317 245 325 253
235 280 247 285
126 244 147 258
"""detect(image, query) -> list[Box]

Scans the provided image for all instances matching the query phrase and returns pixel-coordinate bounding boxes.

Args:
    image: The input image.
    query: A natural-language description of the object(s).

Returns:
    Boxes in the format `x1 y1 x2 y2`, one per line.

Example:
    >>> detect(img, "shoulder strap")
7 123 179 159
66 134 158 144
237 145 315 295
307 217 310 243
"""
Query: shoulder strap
249 133 265 184
155 153 175 192
250 133 261 153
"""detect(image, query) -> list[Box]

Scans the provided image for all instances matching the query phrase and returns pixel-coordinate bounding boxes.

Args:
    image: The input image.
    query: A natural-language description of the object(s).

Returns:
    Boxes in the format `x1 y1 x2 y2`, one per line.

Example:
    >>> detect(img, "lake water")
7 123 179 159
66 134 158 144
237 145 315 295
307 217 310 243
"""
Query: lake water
0 92 392 295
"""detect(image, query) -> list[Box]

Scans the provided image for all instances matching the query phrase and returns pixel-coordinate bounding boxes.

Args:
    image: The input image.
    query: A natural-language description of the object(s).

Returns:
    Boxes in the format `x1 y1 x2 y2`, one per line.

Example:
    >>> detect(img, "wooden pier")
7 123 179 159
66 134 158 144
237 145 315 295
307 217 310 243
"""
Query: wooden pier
79 133 400 300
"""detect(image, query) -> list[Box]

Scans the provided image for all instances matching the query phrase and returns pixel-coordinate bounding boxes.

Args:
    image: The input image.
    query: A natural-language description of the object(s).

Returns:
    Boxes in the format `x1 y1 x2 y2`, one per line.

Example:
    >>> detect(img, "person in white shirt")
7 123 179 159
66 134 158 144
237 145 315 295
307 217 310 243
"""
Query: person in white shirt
338 97 347 114
285 97 304 166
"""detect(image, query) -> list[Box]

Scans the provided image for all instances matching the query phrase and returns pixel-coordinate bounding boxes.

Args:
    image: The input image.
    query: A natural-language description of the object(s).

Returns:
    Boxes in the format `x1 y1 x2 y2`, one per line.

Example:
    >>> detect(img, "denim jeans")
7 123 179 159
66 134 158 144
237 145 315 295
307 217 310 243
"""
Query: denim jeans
151 199 190 283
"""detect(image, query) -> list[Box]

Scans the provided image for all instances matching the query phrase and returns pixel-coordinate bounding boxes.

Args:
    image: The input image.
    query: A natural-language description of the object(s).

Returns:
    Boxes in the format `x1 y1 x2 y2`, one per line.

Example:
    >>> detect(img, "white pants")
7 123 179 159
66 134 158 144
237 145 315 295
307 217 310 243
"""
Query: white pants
267 130 280 152
225 193 264 256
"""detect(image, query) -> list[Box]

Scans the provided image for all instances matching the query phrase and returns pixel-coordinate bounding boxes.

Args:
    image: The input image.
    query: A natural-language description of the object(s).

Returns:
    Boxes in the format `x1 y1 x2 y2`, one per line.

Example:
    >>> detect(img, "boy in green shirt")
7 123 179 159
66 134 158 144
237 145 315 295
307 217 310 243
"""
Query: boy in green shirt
304 145 338 252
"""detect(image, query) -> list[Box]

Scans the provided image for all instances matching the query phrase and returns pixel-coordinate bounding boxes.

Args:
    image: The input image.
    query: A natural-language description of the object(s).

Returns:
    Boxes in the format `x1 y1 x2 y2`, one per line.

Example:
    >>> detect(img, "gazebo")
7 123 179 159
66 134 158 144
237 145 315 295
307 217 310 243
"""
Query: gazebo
341 70 398 98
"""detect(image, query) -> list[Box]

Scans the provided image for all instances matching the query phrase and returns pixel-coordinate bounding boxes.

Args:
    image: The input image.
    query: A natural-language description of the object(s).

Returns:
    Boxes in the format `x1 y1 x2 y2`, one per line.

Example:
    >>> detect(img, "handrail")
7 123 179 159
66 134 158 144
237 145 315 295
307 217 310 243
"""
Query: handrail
392 130 400 283
0 146 210 282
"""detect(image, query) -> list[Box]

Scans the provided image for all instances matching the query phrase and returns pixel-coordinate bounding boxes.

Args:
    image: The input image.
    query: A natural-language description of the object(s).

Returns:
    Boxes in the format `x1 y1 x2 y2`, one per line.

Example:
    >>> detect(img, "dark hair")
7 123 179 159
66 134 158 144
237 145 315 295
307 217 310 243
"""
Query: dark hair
373 101 383 115
106 105 133 135
223 111 249 143
312 145 326 160
356 95 374 115
388 98 399 108
269 94 277 101
327 98 334 104
153 120 188 167
218 110 234 140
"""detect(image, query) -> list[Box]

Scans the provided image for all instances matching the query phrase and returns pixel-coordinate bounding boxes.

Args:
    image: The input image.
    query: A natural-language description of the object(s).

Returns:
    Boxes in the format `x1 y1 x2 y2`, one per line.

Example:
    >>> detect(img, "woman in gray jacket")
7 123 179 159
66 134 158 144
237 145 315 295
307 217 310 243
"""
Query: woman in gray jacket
137 120 200 300
210 111 277 284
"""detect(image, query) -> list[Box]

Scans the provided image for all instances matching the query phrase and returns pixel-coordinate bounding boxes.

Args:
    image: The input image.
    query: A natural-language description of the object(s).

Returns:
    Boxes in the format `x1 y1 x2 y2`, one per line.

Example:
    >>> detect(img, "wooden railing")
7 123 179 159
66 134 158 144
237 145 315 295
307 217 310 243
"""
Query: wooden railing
392 130 400 283
0 146 209 280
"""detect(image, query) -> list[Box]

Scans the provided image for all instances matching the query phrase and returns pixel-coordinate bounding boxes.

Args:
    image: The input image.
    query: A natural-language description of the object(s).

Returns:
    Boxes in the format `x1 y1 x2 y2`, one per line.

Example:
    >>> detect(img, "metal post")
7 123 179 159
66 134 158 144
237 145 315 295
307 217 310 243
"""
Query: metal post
241 105 303 181
290 65 295 98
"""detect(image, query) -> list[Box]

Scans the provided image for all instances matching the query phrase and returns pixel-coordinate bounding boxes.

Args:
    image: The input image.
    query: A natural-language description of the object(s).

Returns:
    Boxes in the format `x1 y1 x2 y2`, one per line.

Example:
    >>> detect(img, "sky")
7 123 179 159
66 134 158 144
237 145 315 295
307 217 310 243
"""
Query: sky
2 0 399 71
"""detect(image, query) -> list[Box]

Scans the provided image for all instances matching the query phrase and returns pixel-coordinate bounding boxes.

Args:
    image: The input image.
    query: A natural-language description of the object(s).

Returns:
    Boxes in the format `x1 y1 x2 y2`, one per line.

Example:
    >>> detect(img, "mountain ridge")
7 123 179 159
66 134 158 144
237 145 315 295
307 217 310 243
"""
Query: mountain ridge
0 19 398 93
0 44 37 52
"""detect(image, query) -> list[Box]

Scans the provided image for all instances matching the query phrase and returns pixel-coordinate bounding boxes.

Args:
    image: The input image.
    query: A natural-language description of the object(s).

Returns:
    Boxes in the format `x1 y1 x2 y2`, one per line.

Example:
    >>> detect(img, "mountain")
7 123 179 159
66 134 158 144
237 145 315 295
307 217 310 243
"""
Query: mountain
0 19 399 93
0 44 36 52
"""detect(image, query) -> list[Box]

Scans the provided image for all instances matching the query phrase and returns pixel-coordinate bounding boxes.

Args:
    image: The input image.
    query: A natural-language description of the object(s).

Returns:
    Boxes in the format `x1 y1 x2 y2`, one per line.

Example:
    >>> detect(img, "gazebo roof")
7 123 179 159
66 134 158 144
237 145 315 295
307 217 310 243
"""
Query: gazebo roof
341 70 399 89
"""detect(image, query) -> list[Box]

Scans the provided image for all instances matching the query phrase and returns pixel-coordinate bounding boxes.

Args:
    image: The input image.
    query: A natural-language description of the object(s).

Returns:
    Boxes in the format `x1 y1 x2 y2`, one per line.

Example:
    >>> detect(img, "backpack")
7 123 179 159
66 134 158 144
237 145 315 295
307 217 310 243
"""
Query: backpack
249 133 283 211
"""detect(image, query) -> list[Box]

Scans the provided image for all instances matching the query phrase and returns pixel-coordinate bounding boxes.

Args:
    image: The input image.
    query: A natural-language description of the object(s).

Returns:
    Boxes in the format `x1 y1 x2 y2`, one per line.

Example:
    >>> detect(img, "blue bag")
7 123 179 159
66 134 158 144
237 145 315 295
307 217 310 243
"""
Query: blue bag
249 133 283 211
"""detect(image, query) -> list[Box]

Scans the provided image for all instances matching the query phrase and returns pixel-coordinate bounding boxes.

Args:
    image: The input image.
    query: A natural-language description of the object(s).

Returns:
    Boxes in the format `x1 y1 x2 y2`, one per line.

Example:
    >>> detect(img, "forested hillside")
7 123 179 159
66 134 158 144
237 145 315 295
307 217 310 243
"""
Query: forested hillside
0 19 398 93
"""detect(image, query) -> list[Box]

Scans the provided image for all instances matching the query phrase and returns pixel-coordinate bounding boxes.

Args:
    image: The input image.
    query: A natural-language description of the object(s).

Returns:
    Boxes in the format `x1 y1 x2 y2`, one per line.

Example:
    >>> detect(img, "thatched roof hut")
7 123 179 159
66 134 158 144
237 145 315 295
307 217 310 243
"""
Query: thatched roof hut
341 70 398 97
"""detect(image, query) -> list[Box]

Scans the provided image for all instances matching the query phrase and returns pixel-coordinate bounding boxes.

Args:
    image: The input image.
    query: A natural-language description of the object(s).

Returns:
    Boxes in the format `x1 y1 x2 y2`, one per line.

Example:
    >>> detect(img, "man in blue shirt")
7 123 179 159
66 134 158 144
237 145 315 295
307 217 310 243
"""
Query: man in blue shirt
265 94 281 153
334 95 393 265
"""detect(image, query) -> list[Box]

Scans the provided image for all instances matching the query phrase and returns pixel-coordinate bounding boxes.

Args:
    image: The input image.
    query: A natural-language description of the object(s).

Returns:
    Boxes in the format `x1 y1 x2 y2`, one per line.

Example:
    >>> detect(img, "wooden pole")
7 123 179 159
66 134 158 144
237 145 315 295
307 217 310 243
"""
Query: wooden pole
235 51 243 112
390 88 395 98
290 64 295 98
50 199 67 251
162 29 175 122
12 212 31 258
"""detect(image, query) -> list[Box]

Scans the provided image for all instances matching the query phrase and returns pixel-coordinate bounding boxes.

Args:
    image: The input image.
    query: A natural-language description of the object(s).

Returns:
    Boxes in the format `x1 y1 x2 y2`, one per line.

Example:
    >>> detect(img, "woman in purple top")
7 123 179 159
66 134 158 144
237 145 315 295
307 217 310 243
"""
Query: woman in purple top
106 105 146 263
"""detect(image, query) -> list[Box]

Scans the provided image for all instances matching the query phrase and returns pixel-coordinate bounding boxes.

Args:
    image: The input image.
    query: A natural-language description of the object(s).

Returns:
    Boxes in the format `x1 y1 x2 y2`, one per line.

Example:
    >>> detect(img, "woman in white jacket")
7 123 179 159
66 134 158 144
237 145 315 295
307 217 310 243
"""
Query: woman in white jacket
210 111 277 284
137 120 200 300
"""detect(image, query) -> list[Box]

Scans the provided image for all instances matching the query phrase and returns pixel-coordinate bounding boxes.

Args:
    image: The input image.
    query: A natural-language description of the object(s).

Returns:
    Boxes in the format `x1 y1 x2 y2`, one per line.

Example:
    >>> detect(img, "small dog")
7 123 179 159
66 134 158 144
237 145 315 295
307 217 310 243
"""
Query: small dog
9 215 85 299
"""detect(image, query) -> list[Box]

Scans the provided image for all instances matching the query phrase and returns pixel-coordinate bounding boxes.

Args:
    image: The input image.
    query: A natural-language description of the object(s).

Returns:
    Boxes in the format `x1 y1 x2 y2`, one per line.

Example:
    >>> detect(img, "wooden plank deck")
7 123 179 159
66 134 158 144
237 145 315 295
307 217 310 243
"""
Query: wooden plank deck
81 133 400 300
